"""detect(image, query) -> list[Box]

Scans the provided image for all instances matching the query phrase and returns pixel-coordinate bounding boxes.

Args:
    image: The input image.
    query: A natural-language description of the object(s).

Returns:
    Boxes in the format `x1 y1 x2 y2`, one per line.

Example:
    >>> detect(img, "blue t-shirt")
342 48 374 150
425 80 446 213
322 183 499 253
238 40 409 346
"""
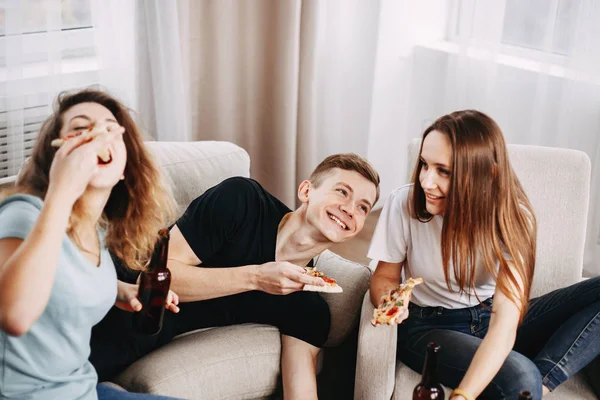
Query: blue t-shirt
0 195 117 400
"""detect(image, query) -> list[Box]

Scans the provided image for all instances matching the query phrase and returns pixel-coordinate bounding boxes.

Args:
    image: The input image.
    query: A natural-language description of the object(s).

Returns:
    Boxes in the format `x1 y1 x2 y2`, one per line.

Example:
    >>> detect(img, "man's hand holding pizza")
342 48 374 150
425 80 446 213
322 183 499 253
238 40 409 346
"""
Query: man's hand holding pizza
253 261 326 295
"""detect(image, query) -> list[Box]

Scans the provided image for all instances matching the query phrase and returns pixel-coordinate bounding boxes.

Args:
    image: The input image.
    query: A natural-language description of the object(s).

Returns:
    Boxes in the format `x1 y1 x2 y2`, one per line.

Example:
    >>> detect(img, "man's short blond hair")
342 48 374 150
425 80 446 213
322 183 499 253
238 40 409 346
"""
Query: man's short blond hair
309 153 380 204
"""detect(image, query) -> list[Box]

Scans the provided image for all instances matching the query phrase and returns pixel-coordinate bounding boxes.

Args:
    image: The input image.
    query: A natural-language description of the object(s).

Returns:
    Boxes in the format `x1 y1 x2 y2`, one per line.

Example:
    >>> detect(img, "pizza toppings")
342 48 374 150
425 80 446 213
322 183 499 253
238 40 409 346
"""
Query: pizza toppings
303 267 343 293
322 276 337 285
386 306 399 316
371 277 423 326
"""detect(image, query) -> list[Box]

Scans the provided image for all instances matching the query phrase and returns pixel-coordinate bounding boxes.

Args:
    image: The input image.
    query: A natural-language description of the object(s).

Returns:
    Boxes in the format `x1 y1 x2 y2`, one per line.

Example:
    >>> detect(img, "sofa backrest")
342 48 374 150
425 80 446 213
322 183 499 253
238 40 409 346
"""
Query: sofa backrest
146 141 251 216
407 138 591 297
0 141 251 216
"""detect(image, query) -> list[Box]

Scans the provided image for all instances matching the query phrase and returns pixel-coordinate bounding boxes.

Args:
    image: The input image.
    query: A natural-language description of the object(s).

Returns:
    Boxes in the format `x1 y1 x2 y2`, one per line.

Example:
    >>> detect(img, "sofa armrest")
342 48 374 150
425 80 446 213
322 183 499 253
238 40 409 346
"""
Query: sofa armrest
314 250 371 347
354 290 397 400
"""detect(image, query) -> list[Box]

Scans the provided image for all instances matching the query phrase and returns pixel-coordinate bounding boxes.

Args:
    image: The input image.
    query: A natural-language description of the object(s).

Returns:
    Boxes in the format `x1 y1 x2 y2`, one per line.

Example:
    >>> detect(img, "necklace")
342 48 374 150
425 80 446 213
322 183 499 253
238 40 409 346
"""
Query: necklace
72 228 101 259
79 247 100 256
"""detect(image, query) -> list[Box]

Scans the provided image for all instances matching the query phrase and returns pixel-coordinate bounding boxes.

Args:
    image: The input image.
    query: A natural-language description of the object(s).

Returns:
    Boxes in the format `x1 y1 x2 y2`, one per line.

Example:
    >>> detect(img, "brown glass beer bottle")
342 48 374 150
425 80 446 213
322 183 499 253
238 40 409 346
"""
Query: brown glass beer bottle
413 342 444 399
133 229 171 335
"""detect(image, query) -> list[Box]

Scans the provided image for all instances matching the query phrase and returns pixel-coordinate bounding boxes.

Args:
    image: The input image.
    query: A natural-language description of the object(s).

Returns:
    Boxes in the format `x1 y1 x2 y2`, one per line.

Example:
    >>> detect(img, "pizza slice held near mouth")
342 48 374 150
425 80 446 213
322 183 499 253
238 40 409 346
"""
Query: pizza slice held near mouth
303 266 343 293
371 277 423 326
51 123 113 164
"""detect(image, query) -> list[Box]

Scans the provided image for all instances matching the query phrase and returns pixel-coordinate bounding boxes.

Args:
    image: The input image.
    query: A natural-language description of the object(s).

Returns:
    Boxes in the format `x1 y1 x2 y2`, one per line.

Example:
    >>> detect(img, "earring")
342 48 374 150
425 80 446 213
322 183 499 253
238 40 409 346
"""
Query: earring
120 174 125 180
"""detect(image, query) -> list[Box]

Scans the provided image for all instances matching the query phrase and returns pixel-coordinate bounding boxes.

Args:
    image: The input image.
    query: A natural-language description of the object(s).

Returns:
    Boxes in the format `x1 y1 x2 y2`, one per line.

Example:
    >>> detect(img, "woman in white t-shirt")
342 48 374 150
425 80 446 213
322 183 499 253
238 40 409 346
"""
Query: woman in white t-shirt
369 110 600 400
0 89 181 400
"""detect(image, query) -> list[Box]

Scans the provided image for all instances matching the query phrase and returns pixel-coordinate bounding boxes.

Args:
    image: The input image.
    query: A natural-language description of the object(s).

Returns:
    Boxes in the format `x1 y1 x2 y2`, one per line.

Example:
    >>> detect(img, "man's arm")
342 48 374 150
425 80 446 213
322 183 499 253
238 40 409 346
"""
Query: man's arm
168 225 325 302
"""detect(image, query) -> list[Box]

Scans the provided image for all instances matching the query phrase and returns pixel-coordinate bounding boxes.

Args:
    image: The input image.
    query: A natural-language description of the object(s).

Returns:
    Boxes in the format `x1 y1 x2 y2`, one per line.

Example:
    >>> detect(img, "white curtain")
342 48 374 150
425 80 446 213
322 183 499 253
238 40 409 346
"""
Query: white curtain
91 0 136 111
0 0 134 183
134 0 600 275
135 0 191 142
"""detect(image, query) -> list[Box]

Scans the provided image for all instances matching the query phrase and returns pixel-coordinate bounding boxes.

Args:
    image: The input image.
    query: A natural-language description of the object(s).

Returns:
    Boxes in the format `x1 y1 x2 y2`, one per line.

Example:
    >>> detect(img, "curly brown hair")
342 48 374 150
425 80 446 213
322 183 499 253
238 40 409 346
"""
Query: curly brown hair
2 88 176 270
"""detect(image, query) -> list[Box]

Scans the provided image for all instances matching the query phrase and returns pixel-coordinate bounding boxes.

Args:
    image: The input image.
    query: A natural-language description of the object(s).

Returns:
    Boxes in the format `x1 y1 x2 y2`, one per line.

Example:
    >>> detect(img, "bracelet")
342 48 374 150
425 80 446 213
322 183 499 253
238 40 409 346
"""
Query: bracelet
451 388 475 400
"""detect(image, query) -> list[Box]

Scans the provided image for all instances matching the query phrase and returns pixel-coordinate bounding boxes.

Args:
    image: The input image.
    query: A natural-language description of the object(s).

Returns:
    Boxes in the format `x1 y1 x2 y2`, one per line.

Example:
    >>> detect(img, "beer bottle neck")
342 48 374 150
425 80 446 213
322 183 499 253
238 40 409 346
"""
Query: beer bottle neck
148 235 169 271
421 347 439 386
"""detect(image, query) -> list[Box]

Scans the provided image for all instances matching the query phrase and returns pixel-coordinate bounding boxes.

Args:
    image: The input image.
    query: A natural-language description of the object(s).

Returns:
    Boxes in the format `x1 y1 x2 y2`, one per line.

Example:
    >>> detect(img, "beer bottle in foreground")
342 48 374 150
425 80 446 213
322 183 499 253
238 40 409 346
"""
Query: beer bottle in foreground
413 342 444 399
133 229 171 335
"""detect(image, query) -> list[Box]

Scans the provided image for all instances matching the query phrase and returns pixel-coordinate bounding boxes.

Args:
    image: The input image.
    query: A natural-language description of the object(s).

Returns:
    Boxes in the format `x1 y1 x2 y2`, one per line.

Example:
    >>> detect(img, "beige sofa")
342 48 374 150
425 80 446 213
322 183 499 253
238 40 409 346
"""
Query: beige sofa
106 141 372 399
355 139 600 399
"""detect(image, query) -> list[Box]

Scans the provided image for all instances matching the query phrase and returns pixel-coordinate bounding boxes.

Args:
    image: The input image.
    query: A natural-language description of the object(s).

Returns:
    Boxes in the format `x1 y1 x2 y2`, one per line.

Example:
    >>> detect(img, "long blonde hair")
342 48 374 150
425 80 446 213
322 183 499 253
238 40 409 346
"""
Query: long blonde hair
411 110 536 321
2 89 176 270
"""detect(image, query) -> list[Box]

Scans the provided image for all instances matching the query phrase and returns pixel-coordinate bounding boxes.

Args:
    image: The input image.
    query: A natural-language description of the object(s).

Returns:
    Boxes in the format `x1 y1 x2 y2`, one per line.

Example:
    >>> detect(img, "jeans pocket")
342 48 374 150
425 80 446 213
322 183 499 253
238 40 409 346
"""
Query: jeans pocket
420 307 443 319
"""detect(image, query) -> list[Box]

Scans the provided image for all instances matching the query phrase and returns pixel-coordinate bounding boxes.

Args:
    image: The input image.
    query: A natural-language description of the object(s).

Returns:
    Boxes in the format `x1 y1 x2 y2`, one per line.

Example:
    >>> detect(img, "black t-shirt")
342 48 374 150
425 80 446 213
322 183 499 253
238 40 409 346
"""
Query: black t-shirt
91 178 329 381
176 176 313 268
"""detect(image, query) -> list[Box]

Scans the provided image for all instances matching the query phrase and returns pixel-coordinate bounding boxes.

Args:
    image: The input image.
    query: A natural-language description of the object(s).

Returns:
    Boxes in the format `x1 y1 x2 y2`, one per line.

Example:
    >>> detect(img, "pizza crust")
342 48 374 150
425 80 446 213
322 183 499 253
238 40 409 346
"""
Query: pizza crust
303 283 343 293
51 124 112 162
303 266 343 293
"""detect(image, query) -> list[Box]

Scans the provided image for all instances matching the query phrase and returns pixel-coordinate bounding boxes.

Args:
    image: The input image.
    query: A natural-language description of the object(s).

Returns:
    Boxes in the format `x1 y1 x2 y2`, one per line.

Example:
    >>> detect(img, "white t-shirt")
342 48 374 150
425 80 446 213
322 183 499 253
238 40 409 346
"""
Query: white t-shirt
368 184 498 309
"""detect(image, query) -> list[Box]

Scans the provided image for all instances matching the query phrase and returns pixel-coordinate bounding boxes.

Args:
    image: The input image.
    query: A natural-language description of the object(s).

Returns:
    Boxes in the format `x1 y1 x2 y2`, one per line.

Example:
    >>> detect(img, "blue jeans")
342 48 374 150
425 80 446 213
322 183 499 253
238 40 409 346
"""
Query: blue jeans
397 276 600 399
96 383 182 399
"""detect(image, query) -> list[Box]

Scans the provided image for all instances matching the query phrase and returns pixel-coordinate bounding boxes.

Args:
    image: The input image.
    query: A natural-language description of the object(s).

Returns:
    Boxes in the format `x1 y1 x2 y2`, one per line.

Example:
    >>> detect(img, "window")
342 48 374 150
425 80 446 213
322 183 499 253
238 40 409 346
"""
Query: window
0 0 97 180
501 0 580 56
449 0 582 58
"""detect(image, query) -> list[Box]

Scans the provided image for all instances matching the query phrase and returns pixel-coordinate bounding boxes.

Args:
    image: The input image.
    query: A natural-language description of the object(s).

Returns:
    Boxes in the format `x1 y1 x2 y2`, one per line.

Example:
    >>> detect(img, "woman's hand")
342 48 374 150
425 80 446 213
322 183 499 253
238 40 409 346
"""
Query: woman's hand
164 290 180 313
370 260 403 308
46 127 124 206
115 281 180 313
377 291 411 325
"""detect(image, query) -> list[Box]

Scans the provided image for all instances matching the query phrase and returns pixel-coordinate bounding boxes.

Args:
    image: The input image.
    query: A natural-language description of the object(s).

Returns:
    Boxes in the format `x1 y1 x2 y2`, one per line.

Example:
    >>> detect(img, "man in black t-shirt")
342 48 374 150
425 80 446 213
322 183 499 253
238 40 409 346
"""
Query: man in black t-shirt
90 153 380 398
168 153 380 398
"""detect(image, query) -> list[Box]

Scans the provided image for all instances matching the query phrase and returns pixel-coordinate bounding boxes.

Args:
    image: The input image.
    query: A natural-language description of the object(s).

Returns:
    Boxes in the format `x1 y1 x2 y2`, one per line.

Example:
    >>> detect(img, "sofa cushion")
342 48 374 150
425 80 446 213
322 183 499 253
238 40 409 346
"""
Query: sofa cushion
314 250 372 347
114 324 281 400
112 249 369 399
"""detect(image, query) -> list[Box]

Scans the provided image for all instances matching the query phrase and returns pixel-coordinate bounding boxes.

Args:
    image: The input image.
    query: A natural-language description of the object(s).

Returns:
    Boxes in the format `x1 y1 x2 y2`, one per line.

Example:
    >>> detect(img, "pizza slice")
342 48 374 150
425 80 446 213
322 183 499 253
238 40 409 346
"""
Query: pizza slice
51 123 112 163
371 277 423 326
303 266 343 293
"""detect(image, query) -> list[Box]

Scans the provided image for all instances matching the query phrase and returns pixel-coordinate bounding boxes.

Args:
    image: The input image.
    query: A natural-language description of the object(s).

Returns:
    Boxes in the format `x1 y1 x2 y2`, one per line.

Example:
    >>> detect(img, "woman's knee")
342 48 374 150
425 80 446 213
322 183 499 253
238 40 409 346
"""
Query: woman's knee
486 351 543 399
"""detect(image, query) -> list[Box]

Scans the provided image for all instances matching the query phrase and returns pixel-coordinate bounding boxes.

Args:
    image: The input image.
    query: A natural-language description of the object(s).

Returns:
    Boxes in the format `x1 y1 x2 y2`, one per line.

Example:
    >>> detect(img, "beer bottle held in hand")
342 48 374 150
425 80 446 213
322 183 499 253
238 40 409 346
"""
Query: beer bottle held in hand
413 342 444 400
133 229 171 335
518 390 533 399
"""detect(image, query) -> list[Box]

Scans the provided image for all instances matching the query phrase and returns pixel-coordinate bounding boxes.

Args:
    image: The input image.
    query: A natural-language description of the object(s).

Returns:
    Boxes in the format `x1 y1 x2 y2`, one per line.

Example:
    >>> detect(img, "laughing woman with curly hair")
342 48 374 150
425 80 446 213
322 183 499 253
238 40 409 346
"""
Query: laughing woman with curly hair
0 89 181 400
